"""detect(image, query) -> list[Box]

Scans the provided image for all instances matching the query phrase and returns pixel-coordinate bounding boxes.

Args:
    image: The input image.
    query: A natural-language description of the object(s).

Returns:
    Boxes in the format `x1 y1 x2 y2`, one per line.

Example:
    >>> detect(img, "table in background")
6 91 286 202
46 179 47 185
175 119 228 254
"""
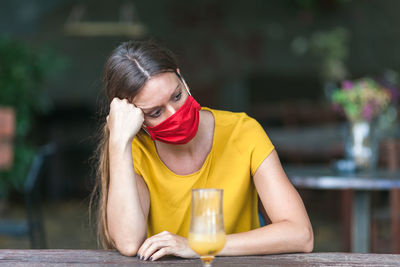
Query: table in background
1 250 400 266
285 165 400 253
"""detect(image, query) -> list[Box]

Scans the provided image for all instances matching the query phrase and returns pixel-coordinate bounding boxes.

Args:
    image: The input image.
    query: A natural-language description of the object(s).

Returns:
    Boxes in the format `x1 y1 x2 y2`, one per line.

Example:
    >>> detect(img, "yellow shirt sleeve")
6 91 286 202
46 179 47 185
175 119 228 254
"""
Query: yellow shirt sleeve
131 132 149 177
237 116 275 176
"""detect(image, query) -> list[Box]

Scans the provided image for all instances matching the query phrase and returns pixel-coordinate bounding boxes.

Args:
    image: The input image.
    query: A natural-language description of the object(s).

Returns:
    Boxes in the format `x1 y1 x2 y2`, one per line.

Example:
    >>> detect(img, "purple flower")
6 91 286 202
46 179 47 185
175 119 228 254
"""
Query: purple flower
362 104 373 121
342 80 353 90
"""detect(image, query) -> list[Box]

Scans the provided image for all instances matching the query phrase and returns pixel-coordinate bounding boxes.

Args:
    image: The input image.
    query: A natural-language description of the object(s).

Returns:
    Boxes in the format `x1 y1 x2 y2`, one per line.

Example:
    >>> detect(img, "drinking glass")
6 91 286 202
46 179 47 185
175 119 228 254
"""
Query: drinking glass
188 189 226 267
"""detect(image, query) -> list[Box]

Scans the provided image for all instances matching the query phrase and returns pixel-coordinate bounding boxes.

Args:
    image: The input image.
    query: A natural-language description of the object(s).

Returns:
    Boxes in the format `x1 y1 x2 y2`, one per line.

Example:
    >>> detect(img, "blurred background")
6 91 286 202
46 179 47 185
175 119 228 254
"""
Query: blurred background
1 0 400 253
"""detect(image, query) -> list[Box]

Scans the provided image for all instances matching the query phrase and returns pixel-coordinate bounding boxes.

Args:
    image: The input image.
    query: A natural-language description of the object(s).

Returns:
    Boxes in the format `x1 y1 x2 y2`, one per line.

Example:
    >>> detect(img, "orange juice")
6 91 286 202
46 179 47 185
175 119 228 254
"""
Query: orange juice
188 232 226 256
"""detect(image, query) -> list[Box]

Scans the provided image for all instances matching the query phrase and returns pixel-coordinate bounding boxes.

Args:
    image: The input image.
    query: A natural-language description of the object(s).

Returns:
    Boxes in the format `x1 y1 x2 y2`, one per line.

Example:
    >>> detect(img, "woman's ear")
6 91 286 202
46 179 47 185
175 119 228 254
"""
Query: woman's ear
175 68 183 81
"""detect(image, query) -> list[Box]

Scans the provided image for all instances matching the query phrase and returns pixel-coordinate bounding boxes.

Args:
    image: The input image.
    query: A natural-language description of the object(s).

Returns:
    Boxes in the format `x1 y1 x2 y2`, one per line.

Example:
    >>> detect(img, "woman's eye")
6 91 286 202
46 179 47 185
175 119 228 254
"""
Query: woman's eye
174 92 182 101
150 109 161 118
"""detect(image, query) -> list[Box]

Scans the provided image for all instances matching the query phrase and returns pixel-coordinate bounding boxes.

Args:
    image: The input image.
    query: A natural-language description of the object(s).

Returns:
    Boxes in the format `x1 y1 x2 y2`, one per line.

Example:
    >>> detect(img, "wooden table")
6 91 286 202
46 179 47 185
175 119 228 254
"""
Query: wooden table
285 165 400 253
1 250 400 266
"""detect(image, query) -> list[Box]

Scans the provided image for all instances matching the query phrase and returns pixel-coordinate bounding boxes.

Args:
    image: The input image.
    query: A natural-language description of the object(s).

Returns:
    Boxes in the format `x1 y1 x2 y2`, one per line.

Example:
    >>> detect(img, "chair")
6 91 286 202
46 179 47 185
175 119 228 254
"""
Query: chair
0 143 55 248
370 138 400 253
340 138 400 253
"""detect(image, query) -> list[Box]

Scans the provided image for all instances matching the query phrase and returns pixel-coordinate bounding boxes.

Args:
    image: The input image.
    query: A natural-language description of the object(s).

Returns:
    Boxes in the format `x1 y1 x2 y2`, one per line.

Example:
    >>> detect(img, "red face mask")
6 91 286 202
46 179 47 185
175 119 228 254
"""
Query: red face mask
144 95 202 144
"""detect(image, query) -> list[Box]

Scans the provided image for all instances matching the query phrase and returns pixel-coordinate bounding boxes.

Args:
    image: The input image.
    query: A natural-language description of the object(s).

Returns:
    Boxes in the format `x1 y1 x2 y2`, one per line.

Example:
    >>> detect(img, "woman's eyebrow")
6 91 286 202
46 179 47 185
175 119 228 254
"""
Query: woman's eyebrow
141 83 181 112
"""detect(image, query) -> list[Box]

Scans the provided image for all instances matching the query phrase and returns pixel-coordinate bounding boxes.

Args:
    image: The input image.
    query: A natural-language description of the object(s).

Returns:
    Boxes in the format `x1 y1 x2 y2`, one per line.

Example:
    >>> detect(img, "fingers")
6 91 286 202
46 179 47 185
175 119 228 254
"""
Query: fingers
108 97 143 121
137 231 171 261
137 231 167 255
110 97 132 104
136 231 196 261
146 247 170 261
142 240 171 261
110 97 130 107
110 98 142 113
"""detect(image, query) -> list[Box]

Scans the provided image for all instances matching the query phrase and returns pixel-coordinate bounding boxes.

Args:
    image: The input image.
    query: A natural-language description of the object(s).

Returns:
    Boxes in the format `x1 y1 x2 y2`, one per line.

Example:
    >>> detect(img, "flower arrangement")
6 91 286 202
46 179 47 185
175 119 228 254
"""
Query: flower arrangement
331 77 394 122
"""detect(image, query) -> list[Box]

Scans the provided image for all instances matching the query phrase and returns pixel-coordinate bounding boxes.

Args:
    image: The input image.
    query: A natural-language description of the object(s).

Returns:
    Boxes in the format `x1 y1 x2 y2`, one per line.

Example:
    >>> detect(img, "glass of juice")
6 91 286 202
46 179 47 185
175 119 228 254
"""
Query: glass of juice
188 189 226 267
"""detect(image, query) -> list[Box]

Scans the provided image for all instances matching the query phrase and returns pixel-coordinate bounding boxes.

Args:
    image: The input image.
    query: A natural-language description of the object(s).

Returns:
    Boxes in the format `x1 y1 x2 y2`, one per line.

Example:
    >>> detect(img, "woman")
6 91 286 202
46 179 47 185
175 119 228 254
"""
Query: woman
93 40 313 261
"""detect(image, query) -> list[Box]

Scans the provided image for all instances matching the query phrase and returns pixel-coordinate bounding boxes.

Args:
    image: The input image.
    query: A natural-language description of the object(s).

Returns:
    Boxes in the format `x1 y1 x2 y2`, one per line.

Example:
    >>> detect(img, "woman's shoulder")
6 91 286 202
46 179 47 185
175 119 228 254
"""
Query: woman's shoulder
132 131 154 153
205 107 272 157
202 107 260 129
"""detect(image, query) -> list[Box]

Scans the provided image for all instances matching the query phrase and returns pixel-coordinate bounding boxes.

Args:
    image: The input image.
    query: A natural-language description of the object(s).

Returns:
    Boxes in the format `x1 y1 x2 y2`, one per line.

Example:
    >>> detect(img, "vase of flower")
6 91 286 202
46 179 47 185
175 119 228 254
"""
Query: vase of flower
345 120 378 170
332 78 394 171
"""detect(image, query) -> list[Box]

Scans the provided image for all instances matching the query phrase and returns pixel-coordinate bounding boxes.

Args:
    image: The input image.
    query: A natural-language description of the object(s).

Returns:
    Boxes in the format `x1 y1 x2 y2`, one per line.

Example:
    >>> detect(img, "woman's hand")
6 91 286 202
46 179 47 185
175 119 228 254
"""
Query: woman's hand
137 231 197 261
107 98 144 145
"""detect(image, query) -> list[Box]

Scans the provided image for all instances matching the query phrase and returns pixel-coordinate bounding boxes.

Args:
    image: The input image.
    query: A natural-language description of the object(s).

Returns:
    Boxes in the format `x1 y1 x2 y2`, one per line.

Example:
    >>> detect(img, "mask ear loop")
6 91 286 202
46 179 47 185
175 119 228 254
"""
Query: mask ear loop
141 101 150 135
177 73 191 96
142 125 150 135
182 78 191 96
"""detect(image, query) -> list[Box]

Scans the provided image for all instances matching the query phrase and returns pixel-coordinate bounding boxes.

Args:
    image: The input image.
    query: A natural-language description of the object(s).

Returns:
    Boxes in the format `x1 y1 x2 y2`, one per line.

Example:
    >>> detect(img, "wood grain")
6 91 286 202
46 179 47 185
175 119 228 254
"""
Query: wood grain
1 250 400 266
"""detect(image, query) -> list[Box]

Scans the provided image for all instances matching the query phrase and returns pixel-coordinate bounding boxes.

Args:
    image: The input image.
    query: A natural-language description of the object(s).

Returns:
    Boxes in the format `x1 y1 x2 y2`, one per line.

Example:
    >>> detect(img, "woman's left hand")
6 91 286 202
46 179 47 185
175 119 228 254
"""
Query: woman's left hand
137 231 197 261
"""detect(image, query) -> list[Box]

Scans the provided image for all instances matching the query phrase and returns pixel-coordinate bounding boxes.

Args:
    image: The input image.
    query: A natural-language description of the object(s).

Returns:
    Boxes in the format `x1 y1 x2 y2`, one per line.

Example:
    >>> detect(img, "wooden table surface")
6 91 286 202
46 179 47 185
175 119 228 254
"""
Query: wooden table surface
1 250 400 266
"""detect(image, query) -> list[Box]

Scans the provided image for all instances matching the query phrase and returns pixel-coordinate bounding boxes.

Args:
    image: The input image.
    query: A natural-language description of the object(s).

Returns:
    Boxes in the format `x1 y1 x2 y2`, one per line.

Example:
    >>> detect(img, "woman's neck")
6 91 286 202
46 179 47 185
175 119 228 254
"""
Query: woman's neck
155 110 211 156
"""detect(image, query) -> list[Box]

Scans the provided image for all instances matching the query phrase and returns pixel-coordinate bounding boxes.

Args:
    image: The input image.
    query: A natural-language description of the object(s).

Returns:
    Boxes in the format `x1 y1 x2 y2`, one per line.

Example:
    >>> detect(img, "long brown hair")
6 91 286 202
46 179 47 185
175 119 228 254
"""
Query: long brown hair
90 40 179 248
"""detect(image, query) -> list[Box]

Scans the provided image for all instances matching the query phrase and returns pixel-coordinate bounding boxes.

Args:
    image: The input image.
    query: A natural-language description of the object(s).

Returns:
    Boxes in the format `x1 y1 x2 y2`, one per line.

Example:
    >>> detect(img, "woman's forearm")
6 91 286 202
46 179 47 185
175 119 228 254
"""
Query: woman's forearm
107 140 147 255
219 220 313 256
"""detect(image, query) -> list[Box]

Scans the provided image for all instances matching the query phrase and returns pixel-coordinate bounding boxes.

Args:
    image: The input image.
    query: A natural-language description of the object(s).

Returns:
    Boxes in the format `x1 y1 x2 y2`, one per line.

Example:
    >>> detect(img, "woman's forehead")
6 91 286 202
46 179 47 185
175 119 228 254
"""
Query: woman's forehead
132 72 180 107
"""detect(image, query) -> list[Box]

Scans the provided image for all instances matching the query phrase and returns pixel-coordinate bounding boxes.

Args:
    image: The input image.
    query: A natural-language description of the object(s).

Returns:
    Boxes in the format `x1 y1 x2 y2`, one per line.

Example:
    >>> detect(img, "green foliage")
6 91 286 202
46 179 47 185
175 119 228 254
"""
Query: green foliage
310 27 350 82
0 36 67 197
290 27 351 83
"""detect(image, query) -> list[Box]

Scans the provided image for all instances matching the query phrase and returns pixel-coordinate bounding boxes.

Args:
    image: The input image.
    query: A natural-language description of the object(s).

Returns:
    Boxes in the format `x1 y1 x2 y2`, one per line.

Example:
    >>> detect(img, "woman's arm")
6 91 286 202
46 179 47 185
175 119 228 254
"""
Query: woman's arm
106 98 150 256
107 142 150 256
136 149 312 261
219 149 313 255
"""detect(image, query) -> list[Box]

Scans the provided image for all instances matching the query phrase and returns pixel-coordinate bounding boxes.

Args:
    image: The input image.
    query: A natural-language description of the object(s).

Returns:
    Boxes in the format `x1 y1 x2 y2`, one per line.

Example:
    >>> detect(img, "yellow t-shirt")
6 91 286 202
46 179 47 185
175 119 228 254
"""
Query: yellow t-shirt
131 107 274 237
